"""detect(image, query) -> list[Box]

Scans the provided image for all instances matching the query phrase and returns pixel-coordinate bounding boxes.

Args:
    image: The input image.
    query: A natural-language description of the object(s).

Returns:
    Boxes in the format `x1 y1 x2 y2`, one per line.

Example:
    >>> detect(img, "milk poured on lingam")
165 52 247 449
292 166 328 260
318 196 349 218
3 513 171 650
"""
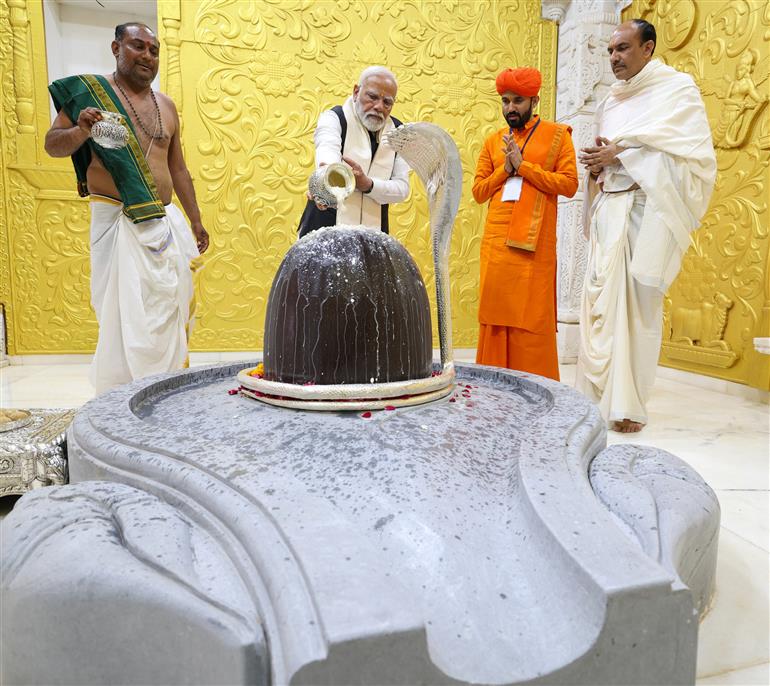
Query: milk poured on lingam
238 123 461 410
308 162 355 215
263 227 433 386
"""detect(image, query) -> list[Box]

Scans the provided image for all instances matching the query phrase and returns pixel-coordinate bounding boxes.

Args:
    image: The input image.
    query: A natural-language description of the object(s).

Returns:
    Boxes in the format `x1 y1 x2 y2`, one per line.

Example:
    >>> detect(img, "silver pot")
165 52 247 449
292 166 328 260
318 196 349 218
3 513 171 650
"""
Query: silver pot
308 162 355 209
90 111 130 150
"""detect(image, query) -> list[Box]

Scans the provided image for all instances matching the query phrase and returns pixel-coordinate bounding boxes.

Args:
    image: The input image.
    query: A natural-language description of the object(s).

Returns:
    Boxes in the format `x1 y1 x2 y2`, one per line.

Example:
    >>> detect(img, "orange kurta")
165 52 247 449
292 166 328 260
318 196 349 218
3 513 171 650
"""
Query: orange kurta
473 115 578 379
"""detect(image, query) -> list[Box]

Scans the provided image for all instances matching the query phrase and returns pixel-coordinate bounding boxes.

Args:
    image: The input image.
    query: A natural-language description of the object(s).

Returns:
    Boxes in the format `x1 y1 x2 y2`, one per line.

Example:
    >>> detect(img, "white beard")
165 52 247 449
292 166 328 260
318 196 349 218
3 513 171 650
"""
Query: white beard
354 99 385 132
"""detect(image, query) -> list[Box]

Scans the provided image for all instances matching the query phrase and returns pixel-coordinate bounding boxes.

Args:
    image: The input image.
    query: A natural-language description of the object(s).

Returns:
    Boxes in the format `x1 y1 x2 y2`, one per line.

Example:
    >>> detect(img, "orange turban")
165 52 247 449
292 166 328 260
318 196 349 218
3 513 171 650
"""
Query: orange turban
495 67 542 97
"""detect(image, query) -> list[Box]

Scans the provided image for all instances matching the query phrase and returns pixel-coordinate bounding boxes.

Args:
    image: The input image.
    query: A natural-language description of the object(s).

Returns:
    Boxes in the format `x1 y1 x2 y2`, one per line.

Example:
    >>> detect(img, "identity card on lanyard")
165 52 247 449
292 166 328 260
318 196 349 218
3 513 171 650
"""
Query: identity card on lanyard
502 118 541 203
502 177 523 202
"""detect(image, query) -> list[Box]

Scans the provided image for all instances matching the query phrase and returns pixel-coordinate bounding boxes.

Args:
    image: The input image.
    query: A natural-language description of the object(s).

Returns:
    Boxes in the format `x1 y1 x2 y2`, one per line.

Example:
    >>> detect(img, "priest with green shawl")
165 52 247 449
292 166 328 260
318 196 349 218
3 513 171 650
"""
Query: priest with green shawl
45 22 209 394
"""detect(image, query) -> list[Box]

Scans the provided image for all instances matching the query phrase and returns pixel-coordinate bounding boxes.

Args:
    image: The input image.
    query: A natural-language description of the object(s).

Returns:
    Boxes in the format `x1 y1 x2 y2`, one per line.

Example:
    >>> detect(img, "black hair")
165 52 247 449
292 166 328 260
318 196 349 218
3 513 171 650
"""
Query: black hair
114 22 155 42
630 18 656 55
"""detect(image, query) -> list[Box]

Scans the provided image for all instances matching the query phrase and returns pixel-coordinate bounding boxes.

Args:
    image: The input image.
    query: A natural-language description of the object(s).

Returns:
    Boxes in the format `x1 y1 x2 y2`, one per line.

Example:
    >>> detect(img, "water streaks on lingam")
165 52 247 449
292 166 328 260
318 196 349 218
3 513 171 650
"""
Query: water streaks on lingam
263 227 433 385
238 123 462 410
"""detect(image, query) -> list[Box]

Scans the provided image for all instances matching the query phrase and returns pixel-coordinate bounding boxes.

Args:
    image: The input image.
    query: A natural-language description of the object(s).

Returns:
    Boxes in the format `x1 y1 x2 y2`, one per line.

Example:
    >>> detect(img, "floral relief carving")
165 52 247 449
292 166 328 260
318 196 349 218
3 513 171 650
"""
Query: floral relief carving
249 51 303 98
7 174 38 348
657 0 697 49
8 172 95 352
37 199 94 332
699 0 757 61
194 0 353 61
674 253 719 303
0 1 19 161
160 1 554 351
431 74 478 117
0 2 13 347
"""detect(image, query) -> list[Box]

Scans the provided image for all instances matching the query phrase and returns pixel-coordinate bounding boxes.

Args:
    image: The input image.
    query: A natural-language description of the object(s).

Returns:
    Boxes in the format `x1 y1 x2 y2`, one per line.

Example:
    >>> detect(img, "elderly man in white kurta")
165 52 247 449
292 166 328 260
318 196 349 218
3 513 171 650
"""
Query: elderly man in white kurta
576 20 716 432
297 66 410 237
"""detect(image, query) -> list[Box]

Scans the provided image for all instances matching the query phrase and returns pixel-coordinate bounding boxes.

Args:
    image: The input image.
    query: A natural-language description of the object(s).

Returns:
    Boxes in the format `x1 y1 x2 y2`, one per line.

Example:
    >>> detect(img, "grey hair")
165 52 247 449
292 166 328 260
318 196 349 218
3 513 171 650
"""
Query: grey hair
358 66 398 89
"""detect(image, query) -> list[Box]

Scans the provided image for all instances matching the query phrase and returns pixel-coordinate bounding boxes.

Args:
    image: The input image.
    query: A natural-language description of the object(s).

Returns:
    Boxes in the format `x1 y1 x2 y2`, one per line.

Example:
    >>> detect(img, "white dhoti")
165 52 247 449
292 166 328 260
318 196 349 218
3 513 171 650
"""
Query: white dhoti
576 189 664 424
89 199 200 394
575 59 716 426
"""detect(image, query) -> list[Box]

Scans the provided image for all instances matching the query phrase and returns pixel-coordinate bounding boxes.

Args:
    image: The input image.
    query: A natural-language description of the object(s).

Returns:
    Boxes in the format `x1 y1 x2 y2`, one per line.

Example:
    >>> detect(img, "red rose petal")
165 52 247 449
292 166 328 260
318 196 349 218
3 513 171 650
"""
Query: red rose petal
228 389 238 395
384 405 396 411
361 411 372 418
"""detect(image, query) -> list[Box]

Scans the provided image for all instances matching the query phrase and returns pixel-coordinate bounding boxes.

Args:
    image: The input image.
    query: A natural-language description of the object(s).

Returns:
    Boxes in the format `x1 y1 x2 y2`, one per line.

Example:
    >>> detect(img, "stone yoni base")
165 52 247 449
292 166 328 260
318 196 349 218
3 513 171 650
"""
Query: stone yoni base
1 363 719 685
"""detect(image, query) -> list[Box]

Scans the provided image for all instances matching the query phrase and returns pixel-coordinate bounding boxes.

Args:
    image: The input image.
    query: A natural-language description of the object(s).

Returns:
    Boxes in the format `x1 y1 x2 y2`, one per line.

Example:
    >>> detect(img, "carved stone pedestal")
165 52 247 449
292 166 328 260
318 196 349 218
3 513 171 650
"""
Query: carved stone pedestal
1 362 719 685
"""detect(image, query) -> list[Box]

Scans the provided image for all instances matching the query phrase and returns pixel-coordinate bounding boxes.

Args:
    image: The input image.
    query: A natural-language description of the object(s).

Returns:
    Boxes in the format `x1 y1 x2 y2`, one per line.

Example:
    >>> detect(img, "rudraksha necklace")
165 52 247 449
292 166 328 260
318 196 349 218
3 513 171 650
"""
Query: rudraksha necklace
113 73 164 140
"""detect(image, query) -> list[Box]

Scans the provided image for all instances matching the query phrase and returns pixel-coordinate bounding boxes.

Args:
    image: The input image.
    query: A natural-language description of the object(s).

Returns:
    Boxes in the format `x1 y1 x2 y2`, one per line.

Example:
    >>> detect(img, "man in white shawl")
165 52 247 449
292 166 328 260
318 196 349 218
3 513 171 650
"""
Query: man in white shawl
576 20 716 432
297 66 410 237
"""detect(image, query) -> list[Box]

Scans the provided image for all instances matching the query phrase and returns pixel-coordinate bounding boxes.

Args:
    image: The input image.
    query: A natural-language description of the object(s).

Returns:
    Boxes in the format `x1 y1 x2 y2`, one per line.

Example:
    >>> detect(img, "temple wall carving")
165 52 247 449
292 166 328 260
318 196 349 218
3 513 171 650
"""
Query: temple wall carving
0 0 89 355
0 0 556 353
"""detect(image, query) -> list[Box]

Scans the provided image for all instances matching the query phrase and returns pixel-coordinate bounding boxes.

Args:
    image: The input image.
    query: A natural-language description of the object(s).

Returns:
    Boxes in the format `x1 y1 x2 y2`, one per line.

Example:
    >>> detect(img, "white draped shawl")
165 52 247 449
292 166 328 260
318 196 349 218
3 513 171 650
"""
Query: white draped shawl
592 59 716 292
338 97 399 228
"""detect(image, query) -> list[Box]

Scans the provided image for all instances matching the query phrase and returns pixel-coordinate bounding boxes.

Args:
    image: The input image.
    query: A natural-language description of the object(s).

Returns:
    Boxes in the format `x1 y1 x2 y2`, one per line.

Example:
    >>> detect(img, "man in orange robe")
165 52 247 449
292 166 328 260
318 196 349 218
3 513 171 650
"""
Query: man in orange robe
473 67 578 380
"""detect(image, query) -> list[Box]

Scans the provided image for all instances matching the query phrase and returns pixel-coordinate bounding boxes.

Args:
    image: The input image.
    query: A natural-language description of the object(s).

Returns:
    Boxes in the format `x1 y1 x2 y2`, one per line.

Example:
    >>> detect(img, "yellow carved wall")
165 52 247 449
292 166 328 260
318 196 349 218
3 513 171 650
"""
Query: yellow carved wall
1 0 95 355
625 0 770 390
0 0 556 354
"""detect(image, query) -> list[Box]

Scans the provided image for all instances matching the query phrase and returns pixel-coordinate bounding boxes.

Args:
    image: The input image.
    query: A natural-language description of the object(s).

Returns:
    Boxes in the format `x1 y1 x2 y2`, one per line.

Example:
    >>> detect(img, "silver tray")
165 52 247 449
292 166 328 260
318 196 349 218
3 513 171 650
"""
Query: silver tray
0 409 33 433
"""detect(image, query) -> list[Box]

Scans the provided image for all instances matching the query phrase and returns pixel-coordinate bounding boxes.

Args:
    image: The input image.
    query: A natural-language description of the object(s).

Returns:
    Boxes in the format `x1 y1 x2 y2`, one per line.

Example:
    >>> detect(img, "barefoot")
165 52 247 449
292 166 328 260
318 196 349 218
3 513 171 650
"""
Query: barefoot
612 418 644 433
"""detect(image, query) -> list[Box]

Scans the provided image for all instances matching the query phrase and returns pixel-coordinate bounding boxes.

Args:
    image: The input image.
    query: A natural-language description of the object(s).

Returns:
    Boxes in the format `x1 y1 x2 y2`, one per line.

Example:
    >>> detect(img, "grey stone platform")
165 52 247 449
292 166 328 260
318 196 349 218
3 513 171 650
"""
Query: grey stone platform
0 362 720 685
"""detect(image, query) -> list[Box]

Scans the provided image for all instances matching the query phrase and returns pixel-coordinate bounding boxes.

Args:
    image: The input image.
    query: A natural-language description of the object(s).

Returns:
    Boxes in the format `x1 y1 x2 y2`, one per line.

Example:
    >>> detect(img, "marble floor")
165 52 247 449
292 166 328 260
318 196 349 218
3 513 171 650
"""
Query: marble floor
1 358 768 685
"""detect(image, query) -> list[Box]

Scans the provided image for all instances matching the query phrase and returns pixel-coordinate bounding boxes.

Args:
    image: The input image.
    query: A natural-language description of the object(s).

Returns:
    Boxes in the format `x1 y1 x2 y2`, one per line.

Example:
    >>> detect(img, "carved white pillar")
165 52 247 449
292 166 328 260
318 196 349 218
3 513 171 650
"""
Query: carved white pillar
542 0 632 362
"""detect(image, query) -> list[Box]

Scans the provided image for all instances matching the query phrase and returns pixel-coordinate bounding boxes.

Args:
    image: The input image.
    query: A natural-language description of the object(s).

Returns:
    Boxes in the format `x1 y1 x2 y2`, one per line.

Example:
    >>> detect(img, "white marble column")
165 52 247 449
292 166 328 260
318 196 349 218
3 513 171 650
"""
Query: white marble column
542 0 631 362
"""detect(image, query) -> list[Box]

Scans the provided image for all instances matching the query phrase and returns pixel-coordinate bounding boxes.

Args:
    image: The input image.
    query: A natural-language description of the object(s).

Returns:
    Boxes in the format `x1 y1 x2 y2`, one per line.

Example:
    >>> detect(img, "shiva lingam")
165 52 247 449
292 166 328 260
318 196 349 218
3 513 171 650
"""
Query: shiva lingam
90 110 130 150
237 124 462 410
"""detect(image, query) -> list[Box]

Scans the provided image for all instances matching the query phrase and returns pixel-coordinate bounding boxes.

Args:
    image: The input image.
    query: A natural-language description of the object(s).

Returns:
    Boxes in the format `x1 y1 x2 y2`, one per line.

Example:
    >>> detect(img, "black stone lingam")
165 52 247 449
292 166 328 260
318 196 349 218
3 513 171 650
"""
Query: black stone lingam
263 227 432 386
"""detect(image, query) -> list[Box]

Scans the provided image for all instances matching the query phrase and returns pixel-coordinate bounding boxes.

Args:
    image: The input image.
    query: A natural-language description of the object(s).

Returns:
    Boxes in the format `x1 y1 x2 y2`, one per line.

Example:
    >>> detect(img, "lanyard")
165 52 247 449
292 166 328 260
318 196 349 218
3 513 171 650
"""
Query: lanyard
512 117 541 156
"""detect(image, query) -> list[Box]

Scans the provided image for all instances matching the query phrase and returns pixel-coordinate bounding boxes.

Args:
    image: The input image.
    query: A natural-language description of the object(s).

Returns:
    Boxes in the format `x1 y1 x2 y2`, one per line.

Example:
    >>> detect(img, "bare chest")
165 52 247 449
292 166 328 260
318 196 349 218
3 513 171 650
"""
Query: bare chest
112 87 173 150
